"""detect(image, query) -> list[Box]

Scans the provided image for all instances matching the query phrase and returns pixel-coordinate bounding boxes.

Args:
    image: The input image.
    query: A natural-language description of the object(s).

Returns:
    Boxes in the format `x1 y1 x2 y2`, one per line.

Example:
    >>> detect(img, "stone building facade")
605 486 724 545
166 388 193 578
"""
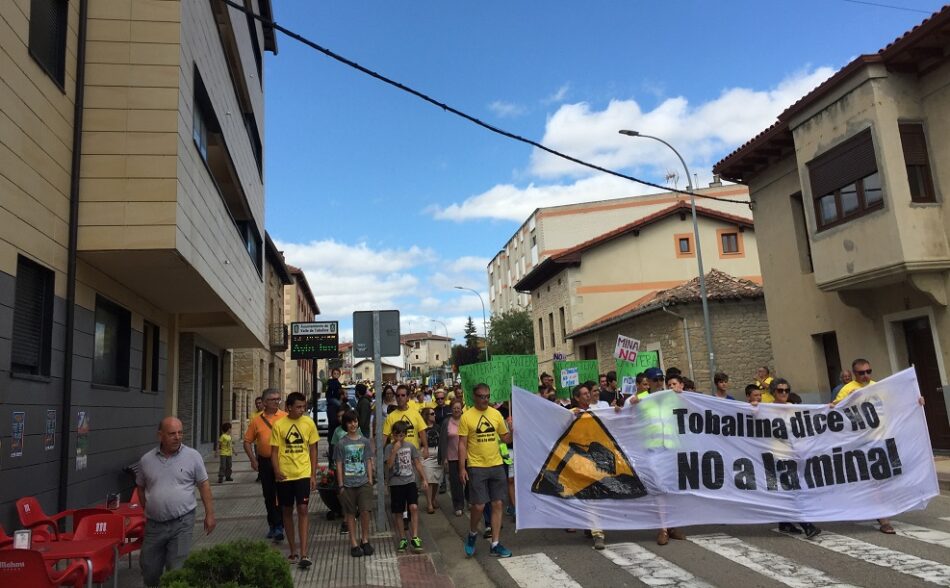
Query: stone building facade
569 271 774 396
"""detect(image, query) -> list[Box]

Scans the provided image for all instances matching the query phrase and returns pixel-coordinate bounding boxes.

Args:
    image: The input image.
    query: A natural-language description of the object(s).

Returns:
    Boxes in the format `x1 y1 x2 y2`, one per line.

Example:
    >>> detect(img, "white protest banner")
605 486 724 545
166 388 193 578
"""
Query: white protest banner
513 368 937 531
560 367 579 388
614 335 640 361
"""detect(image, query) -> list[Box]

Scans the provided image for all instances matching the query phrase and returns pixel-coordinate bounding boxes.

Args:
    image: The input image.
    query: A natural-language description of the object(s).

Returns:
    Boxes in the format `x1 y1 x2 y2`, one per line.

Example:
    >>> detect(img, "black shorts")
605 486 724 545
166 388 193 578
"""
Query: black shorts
389 482 418 514
277 478 311 508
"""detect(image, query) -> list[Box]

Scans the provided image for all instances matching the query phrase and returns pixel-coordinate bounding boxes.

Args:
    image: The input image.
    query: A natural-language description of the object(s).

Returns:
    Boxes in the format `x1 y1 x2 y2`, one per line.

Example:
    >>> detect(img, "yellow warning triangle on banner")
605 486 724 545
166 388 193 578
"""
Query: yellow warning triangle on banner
532 412 647 500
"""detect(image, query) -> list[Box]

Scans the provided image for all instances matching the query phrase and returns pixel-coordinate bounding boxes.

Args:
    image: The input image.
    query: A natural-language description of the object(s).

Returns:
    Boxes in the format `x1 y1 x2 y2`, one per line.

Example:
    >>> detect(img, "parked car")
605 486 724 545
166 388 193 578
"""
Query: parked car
313 398 328 438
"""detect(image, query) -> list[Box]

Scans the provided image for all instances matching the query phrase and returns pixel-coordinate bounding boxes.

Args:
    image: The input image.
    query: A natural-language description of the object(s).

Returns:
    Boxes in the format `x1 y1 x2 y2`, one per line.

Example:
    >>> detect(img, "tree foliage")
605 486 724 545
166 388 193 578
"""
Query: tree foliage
488 309 534 355
463 316 479 349
451 343 480 369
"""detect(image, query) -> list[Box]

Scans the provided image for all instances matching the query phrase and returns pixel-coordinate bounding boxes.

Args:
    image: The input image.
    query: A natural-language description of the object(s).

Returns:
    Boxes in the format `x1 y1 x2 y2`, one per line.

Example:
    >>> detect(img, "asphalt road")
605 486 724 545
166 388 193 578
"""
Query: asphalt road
437 492 950 587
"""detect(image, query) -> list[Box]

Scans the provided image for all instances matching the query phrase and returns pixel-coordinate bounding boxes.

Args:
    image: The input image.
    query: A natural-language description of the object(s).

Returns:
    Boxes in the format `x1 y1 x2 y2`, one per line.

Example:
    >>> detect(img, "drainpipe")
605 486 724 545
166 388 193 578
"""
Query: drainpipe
662 306 695 381
58 0 89 512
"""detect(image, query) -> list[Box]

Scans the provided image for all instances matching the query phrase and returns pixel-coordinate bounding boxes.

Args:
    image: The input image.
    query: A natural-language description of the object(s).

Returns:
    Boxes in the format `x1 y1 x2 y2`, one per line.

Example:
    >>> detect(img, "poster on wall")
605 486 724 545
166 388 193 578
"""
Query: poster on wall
44 410 56 451
76 411 89 471
11 412 25 457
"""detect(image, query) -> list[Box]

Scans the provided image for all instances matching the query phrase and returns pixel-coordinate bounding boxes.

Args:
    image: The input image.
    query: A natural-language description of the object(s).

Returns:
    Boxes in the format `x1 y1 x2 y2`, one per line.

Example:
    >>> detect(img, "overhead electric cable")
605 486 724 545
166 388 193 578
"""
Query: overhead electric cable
838 0 933 14
220 0 749 206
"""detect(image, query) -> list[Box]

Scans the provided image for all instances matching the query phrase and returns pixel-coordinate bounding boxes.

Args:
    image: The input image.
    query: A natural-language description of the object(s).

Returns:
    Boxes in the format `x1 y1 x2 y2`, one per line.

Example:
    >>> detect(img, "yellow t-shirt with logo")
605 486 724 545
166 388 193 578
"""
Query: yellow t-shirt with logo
458 407 509 468
833 379 876 404
270 415 320 481
383 408 428 449
218 433 233 456
756 377 775 403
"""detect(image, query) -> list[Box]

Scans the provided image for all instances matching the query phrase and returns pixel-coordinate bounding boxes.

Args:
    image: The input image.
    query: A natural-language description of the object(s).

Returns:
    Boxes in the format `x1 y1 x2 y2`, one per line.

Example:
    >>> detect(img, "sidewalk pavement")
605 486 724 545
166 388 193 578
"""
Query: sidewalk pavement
114 451 457 587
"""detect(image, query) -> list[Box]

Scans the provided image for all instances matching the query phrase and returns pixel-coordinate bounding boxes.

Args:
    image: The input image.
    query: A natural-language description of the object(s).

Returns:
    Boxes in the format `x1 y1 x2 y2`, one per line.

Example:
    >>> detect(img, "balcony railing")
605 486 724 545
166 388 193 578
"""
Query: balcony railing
269 323 288 352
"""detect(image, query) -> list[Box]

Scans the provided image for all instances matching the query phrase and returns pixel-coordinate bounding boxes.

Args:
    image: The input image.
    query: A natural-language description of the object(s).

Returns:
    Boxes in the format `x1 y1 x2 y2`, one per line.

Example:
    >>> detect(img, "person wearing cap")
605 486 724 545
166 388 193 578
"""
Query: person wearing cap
644 367 666 393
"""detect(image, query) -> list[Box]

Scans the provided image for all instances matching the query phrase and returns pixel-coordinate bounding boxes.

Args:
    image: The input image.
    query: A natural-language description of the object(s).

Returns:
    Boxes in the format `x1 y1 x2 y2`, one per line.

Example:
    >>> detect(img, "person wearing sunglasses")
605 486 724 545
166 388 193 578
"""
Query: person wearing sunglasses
771 379 821 538
830 358 923 535
832 359 875 405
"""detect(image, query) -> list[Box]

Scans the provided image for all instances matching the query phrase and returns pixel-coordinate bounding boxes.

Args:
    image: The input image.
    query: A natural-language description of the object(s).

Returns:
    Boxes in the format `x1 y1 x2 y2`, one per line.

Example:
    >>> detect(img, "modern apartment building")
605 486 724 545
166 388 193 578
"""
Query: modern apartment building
0 0 276 529
488 183 751 315
714 7 950 449
283 265 319 398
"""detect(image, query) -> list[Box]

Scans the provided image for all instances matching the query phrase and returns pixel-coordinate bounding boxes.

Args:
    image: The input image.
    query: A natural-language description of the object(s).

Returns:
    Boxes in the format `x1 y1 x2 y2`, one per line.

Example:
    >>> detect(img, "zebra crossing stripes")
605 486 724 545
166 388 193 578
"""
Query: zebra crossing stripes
598 542 716 588
859 520 950 549
688 533 858 588
498 553 582 588
778 529 950 586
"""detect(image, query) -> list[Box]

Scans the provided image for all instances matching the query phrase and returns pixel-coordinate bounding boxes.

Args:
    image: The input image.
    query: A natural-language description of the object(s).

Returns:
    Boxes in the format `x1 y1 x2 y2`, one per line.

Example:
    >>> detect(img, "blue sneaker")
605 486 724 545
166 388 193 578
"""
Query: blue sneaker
273 525 284 542
464 532 477 557
490 543 512 558
266 526 276 540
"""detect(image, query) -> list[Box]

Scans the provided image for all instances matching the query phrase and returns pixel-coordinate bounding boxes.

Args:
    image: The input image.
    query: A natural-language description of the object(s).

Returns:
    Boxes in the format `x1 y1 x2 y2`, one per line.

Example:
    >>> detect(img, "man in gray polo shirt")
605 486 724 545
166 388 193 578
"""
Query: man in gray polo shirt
136 417 216 587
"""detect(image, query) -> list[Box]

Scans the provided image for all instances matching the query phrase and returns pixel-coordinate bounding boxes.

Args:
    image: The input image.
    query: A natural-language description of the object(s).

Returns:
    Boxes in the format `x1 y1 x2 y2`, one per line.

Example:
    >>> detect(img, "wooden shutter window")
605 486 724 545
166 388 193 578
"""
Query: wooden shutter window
899 123 936 203
11 256 53 375
807 129 877 200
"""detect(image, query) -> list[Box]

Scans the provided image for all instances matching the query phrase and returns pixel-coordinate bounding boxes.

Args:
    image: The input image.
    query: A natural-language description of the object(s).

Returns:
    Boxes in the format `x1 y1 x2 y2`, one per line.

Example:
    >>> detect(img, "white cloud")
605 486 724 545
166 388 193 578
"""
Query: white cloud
488 100 528 118
429 173 652 222
449 256 490 273
543 83 570 104
529 66 835 178
275 240 493 331
278 239 435 273
430 66 836 223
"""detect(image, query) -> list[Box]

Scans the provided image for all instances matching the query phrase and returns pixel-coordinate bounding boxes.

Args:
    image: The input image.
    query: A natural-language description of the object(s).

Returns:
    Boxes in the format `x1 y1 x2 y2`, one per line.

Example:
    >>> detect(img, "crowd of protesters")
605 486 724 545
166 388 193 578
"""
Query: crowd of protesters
135 355 918 585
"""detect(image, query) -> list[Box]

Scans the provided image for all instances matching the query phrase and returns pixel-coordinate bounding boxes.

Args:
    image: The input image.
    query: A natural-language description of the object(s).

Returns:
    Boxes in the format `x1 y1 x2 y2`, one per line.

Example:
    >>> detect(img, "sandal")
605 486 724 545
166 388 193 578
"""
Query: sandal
880 523 896 534
657 529 669 545
299 556 313 568
427 507 436 514
287 553 300 563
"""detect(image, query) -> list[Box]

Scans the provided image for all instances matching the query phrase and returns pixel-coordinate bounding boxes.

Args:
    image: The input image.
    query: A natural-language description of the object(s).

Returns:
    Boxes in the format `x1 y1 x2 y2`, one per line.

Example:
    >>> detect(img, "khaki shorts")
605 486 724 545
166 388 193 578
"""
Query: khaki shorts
340 484 374 515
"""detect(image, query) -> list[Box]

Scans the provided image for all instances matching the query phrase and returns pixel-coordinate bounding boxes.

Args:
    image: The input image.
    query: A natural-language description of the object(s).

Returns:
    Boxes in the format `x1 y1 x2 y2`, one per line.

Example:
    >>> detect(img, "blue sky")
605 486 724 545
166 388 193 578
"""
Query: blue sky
262 0 939 342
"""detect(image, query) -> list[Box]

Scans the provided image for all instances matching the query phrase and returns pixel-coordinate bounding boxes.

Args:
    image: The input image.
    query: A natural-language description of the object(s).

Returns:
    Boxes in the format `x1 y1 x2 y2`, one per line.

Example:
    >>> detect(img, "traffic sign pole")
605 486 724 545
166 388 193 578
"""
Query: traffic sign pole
373 310 386 529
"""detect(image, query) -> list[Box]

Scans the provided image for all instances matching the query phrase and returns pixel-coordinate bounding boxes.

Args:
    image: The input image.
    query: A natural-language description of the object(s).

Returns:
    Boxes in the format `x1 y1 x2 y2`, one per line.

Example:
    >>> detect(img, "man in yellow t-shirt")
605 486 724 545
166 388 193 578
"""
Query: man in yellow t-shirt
830 357 922 536
459 383 512 558
832 358 875 404
383 384 429 457
270 392 319 568
755 366 775 403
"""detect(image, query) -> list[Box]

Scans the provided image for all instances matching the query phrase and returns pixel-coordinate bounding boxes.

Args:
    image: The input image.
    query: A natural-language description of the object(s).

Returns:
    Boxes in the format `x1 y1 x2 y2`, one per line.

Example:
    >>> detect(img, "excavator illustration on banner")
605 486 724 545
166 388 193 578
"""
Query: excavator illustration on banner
532 412 647 500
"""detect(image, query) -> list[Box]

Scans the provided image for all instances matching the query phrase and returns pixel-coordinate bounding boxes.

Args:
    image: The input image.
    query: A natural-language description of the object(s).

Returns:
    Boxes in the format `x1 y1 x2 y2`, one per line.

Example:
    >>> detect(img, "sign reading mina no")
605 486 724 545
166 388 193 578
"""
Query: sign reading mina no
290 321 339 360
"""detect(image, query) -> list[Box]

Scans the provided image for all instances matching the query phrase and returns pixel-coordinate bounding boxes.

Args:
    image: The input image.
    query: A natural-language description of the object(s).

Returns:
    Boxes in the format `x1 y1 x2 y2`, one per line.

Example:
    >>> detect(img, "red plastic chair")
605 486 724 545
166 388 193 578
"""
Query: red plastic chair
71 508 112 532
0 549 88 588
72 514 124 585
0 525 12 549
15 497 74 541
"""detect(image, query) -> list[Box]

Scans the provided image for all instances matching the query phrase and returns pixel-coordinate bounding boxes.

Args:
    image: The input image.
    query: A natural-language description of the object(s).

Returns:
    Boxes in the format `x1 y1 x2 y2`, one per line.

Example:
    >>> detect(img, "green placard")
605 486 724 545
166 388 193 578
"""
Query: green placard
553 360 599 399
616 351 660 396
491 355 539 400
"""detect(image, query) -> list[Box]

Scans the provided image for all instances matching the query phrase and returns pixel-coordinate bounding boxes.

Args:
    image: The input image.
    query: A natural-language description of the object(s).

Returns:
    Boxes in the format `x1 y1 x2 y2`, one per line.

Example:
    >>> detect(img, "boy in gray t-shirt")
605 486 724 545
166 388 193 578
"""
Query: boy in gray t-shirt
333 413 375 558
384 421 427 553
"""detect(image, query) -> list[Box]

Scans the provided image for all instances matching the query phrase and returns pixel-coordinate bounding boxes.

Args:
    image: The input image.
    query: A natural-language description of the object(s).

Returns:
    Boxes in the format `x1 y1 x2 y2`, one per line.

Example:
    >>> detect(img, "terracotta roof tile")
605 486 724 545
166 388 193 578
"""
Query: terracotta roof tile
715 5 950 179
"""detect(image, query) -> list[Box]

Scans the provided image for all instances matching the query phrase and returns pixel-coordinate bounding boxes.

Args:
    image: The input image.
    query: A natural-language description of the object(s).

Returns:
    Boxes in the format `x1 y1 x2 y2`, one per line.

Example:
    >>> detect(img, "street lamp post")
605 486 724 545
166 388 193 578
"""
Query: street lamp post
618 130 717 384
430 319 449 339
454 286 489 362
